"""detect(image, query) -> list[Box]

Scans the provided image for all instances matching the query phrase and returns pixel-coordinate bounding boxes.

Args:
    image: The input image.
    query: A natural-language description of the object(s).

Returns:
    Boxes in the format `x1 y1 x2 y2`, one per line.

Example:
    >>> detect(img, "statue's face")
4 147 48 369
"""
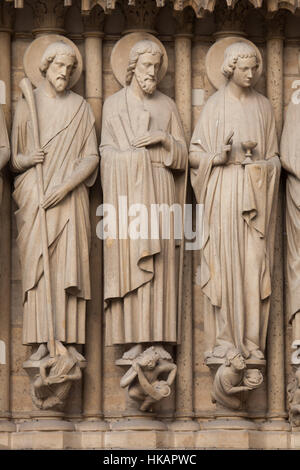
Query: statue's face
46 53 75 93
231 56 258 88
231 353 246 370
134 52 161 95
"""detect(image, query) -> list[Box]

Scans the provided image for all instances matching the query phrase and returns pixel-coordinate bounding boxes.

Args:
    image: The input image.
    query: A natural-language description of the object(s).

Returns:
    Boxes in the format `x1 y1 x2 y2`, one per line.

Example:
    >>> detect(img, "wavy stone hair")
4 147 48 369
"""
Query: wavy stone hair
125 40 163 86
221 42 259 79
39 41 78 77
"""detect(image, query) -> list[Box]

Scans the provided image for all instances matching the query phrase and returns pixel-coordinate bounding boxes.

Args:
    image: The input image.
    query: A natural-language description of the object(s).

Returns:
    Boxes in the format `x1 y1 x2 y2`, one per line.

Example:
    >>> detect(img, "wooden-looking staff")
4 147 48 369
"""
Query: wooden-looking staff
19 77 56 358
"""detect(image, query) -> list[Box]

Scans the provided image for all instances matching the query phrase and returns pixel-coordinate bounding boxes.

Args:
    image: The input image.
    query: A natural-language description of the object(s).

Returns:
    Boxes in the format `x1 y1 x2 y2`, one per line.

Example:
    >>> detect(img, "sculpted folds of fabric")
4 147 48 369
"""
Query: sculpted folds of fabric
12 88 98 345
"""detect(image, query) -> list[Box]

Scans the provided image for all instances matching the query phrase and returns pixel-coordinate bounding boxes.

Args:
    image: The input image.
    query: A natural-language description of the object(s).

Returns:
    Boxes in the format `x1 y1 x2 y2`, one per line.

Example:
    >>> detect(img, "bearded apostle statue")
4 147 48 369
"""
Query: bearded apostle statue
189 39 280 364
100 33 187 406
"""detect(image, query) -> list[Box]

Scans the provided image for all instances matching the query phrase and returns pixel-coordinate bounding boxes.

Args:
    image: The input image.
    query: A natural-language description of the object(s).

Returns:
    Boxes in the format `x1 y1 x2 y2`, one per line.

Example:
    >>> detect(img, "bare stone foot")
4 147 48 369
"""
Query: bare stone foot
122 344 143 360
29 344 48 361
250 349 264 360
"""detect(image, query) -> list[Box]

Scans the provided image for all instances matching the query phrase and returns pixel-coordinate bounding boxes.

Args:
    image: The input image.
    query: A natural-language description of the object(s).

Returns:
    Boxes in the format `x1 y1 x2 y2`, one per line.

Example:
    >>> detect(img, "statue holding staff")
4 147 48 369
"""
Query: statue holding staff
11 35 99 388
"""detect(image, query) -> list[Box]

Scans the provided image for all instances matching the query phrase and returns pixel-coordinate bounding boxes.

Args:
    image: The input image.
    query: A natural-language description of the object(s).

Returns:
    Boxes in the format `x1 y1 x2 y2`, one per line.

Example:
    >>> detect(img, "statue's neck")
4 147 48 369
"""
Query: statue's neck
41 78 67 99
227 80 251 100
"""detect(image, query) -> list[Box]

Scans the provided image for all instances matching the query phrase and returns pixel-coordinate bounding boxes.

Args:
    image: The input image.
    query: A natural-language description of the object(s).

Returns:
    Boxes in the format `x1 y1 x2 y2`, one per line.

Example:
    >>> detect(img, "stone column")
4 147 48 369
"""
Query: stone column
169 9 199 439
174 31 192 141
0 1 15 441
76 5 108 442
262 12 288 431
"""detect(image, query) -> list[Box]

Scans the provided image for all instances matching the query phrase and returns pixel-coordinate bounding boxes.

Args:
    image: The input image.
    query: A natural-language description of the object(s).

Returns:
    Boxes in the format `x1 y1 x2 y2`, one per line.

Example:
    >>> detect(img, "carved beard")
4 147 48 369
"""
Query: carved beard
135 69 157 95
46 68 68 93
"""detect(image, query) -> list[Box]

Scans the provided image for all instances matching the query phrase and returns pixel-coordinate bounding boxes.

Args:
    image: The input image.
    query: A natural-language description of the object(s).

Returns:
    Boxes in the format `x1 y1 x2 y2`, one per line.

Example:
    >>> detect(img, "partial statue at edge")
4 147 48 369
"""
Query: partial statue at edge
281 51 300 426
100 33 187 410
11 36 99 410
189 39 281 363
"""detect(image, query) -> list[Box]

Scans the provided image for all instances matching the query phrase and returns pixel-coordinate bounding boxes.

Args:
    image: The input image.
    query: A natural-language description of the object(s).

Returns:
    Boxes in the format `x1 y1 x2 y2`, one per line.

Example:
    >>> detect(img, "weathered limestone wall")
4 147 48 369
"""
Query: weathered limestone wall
1 0 300 449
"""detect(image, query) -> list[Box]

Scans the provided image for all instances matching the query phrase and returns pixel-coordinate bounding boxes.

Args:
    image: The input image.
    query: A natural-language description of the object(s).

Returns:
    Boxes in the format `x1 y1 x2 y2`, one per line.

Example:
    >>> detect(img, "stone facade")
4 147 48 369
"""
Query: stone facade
0 0 300 449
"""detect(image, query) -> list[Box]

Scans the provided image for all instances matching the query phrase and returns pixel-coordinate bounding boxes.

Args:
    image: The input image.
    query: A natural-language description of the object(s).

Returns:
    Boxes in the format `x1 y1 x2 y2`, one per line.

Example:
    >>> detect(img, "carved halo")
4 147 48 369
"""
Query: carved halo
23 34 83 89
110 32 168 87
205 37 263 90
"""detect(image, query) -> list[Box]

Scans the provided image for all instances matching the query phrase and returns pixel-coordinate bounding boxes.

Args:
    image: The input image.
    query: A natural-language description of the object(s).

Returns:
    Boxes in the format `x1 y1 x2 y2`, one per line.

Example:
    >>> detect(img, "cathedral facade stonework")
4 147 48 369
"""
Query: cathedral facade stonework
0 0 299 449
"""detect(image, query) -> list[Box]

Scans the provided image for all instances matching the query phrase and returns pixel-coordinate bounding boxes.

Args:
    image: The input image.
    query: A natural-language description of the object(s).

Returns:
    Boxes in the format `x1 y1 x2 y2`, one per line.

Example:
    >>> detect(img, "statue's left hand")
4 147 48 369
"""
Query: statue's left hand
132 131 170 150
41 183 70 210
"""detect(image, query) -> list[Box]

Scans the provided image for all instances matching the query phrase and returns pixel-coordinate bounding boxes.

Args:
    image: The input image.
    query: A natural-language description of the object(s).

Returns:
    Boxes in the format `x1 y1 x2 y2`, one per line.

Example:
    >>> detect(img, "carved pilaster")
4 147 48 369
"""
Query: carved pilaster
0 1 15 32
121 0 159 34
29 0 68 36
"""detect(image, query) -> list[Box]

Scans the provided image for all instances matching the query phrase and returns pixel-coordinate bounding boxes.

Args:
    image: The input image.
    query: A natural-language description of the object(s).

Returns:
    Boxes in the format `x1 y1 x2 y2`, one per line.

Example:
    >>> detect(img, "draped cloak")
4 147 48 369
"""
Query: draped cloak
11 87 98 345
0 106 9 204
100 87 187 345
190 85 281 358
280 100 300 334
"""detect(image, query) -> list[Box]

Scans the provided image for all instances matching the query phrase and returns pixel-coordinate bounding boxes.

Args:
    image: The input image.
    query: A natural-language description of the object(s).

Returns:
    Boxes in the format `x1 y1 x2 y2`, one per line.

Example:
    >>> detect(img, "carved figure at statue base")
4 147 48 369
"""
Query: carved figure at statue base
212 349 263 411
117 346 177 412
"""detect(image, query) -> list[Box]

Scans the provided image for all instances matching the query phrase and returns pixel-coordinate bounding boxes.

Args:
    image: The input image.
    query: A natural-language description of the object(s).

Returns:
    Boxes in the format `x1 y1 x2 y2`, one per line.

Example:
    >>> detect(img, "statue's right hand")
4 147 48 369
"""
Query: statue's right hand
213 130 234 166
19 149 45 169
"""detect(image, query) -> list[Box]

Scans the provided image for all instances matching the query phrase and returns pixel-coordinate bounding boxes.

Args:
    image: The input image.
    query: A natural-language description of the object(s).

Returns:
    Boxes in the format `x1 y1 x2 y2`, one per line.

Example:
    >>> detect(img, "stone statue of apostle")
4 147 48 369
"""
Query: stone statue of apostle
0 104 9 205
189 41 281 362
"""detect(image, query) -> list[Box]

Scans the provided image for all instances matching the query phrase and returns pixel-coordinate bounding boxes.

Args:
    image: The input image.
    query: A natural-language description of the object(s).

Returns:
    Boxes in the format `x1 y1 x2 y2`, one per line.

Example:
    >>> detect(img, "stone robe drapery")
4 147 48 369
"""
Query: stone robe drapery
11 87 98 345
190 85 280 359
100 87 187 345
281 100 300 339
0 106 9 204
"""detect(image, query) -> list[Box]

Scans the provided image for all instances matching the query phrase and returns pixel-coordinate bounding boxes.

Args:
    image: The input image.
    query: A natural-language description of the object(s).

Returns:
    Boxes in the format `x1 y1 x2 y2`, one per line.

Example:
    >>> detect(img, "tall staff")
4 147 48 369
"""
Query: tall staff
19 77 56 358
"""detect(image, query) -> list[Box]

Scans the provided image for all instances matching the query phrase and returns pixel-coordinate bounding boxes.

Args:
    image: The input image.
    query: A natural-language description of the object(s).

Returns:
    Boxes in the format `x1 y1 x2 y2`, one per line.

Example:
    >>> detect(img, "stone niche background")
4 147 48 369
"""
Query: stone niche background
1 0 300 449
